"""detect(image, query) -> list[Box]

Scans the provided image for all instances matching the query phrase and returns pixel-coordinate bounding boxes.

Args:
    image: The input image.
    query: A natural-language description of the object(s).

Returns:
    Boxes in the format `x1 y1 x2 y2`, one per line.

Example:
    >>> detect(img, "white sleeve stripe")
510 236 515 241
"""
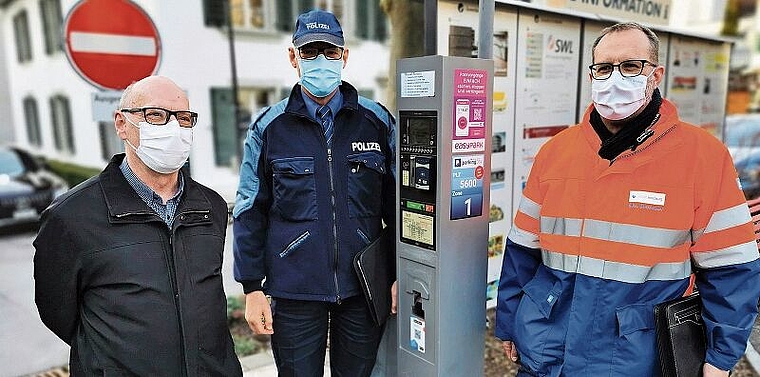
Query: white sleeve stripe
691 240 760 268
508 225 540 249
518 196 541 220
704 203 752 234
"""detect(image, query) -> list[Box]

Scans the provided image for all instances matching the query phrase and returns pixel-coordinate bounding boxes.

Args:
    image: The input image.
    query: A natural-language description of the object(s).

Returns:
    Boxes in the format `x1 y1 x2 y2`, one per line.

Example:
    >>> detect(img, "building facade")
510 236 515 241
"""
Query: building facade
0 0 391 201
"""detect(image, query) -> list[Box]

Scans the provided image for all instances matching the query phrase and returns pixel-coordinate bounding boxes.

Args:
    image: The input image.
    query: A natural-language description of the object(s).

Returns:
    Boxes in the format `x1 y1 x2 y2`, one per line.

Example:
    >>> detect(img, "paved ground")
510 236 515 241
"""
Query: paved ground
0 223 69 377
747 313 760 375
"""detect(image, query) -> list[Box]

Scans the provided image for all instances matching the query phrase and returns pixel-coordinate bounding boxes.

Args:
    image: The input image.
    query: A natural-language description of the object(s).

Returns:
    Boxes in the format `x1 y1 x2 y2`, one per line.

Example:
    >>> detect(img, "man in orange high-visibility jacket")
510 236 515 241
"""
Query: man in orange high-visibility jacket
495 22 760 377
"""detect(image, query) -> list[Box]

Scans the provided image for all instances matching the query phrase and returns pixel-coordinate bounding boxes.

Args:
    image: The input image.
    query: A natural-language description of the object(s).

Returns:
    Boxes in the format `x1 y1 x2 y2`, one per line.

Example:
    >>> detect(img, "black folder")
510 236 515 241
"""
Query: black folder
353 228 393 327
654 292 706 377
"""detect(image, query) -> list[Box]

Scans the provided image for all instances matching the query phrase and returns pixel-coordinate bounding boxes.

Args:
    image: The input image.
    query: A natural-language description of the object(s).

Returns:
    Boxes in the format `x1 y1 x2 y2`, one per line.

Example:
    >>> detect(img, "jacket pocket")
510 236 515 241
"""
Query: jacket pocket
347 152 385 218
513 270 563 376
279 230 310 258
612 303 658 376
272 157 318 221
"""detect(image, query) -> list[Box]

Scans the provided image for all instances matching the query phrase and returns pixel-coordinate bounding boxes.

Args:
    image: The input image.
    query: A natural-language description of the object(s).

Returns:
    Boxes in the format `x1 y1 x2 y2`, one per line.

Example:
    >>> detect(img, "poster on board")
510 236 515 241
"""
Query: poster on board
438 1 518 308
512 11 581 221
666 36 730 138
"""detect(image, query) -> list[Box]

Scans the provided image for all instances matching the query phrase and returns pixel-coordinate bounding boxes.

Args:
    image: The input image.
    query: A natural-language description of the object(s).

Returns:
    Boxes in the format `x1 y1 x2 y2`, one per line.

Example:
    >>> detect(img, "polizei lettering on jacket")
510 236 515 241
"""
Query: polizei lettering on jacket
352 142 381 152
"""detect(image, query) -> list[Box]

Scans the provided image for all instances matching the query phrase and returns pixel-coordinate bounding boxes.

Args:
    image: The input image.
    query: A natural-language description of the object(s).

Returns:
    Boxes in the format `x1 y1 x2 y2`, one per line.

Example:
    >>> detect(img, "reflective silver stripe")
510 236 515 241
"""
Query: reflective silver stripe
582 219 690 249
518 196 541 219
542 249 691 283
691 241 760 268
540 216 582 237
704 203 752 234
509 225 540 249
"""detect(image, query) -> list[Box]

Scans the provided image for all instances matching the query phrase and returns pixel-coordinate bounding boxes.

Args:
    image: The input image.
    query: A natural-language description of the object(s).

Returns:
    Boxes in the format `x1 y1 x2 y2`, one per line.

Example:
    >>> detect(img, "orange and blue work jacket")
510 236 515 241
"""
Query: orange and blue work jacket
495 99 760 376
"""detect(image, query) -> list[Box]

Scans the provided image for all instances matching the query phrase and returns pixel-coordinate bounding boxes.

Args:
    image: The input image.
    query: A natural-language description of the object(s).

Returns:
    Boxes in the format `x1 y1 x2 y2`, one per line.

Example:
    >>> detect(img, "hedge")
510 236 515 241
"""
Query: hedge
46 159 102 188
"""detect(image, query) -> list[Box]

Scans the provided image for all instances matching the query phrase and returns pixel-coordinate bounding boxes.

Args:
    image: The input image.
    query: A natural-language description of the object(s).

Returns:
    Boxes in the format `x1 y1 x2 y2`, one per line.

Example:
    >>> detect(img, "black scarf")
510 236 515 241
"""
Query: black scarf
590 88 662 161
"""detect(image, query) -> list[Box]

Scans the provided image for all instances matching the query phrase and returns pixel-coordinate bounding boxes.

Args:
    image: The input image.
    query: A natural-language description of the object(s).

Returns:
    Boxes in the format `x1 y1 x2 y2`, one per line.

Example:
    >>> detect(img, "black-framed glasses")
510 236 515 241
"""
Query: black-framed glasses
589 59 654 80
120 107 198 128
298 46 344 60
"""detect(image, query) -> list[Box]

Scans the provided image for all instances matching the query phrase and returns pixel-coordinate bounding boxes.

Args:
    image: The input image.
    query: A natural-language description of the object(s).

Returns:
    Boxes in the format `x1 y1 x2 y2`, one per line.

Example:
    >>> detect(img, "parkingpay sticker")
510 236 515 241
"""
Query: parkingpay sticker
410 316 426 353
629 190 666 206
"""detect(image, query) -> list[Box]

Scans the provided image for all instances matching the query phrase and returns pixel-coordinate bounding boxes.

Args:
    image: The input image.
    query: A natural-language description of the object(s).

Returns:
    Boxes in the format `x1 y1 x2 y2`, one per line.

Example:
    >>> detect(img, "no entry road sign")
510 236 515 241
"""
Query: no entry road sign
63 0 161 91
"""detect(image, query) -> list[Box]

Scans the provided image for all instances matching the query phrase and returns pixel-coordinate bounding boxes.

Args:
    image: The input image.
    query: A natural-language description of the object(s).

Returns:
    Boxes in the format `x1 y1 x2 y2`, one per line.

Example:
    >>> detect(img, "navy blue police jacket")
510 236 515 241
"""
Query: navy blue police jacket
233 82 396 302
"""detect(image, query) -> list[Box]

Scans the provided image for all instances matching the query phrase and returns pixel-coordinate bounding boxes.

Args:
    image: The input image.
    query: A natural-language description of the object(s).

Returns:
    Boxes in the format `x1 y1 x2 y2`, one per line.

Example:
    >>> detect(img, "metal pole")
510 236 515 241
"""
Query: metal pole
225 0 243 163
478 0 495 59
424 0 437 55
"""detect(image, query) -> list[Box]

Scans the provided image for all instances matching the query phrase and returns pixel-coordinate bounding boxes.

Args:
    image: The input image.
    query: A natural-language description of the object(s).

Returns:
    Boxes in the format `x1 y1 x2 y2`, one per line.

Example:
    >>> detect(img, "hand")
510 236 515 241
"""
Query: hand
391 280 398 314
702 363 729 377
502 340 519 362
244 291 273 335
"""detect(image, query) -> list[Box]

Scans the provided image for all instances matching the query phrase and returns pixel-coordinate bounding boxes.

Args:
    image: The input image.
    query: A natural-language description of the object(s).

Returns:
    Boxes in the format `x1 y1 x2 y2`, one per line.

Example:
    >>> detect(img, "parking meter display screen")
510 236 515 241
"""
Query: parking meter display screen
409 118 435 145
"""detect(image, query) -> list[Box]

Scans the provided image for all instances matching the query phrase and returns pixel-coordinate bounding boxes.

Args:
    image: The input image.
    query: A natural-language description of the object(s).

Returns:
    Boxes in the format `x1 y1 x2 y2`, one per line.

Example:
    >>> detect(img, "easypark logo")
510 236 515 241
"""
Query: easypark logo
452 138 485 153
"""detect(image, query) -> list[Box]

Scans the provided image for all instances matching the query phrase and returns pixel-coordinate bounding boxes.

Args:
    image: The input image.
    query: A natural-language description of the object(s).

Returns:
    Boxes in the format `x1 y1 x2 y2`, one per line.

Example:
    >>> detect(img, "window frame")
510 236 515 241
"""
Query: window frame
13 10 33 63
230 0 276 32
39 0 63 55
98 121 124 161
22 96 42 147
49 95 75 154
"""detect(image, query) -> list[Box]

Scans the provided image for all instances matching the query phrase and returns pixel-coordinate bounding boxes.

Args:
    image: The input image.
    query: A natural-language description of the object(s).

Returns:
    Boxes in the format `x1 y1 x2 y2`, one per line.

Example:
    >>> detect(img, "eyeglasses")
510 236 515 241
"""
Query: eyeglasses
589 59 654 80
120 107 198 128
298 46 344 60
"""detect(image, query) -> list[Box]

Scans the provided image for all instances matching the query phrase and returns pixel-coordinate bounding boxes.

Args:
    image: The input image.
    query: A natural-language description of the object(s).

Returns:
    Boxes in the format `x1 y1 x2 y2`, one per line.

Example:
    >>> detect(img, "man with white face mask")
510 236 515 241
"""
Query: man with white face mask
33 76 242 376
495 23 759 377
233 9 397 377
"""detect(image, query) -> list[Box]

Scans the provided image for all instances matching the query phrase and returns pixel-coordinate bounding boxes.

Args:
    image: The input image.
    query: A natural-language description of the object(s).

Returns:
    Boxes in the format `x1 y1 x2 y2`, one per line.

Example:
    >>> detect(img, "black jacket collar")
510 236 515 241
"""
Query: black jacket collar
100 154 213 220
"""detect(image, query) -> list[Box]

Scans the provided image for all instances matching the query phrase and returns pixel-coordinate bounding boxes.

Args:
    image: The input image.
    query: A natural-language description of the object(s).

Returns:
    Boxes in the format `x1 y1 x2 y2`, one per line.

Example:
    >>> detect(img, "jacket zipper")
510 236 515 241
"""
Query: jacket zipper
610 120 675 165
297 111 342 304
114 210 154 218
167 217 188 376
169 209 210 375
166 229 187 377
327 147 341 304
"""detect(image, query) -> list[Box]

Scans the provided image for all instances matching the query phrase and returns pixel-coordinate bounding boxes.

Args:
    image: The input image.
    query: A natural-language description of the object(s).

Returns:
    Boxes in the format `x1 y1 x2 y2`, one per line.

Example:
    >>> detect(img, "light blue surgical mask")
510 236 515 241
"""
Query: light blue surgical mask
299 55 342 98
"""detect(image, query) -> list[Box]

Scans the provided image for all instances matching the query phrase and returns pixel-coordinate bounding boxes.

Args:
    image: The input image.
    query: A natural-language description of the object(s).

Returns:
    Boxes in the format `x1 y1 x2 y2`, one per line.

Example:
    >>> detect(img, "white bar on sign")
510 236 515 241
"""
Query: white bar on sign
70 32 156 56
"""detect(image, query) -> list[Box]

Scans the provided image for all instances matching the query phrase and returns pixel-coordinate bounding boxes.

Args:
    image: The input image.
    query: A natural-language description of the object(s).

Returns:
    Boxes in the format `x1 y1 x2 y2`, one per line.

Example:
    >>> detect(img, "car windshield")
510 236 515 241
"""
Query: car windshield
725 116 760 147
0 149 26 177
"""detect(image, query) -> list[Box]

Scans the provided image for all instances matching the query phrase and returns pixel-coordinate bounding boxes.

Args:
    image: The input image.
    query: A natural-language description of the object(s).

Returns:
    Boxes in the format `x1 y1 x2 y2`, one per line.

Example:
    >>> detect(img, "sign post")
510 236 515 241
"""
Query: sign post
63 0 161 91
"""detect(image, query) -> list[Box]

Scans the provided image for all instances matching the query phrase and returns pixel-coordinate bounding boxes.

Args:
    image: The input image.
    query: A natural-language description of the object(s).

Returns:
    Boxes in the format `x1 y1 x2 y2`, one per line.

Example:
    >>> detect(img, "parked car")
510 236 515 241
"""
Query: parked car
725 114 760 200
0 146 68 227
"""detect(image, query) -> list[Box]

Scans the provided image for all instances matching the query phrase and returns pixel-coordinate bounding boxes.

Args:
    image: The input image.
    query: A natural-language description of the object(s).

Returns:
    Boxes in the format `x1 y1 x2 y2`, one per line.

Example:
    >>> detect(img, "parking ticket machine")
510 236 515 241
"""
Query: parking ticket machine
395 55 493 376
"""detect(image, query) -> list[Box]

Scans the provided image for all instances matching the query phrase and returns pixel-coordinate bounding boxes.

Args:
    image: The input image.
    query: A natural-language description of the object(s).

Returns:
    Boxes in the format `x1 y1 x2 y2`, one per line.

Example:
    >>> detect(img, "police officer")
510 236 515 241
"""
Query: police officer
232 9 396 377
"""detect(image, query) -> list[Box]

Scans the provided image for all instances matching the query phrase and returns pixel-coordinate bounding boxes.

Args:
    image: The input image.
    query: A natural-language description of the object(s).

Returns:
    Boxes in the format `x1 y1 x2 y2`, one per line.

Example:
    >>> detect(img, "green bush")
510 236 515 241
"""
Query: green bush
46 159 102 188
232 334 260 356
227 295 245 323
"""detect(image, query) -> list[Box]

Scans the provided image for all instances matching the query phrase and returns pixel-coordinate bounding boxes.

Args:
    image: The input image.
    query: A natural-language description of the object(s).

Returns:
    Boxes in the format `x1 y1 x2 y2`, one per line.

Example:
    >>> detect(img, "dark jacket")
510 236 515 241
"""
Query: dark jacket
33 154 242 377
232 82 396 301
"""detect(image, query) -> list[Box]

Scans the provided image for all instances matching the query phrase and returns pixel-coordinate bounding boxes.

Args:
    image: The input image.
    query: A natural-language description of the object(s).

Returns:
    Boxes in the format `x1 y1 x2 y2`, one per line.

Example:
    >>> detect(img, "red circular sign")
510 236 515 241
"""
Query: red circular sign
457 116 467 129
474 166 484 180
63 0 161 90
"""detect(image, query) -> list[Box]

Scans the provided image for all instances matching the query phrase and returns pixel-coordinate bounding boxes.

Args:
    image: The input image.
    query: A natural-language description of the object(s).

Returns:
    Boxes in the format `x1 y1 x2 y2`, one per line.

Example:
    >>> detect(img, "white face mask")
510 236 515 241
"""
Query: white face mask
591 70 652 120
124 117 193 174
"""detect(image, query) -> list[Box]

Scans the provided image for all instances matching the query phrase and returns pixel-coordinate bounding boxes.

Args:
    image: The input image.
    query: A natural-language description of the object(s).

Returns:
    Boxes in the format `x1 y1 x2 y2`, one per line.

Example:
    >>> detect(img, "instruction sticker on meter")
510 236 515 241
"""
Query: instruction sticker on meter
410 316 426 353
452 69 487 141
451 154 485 220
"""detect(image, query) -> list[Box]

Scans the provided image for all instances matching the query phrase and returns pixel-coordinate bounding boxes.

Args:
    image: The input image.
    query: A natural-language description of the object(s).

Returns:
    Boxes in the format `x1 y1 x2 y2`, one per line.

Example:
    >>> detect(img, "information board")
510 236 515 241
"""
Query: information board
666 36 731 137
